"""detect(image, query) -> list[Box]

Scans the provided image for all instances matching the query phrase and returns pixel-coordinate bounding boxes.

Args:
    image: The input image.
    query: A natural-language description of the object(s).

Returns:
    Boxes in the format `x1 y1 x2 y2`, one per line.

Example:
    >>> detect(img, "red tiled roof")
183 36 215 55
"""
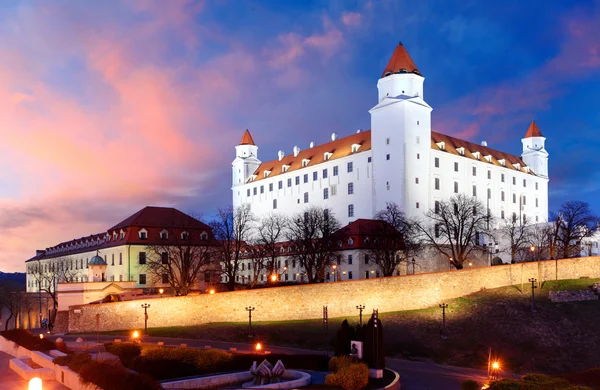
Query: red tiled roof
239 129 256 145
524 121 543 138
110 206 210 231
431 131 534 175
381 42 421 78
250 131 371 182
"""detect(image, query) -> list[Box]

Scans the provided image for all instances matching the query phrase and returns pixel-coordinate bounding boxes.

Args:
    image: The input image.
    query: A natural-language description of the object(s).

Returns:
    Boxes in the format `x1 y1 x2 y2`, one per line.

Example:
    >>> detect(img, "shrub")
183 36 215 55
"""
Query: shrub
104 343 141 366
53 354 92 373
523 373 570 387
461 379 481 390
79 360 162 390
326 362 369 390
329 355 360 372
488 375 591 390
0 329 58 352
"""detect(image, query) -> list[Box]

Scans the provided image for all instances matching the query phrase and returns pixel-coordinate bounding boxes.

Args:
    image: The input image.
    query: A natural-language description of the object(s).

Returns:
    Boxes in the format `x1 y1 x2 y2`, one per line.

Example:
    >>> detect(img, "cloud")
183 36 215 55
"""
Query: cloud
341 11 362 28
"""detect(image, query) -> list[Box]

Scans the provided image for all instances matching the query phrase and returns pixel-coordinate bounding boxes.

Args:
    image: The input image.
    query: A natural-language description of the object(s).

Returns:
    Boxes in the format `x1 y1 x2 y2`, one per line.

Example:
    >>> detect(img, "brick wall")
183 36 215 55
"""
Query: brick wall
67 256 600 333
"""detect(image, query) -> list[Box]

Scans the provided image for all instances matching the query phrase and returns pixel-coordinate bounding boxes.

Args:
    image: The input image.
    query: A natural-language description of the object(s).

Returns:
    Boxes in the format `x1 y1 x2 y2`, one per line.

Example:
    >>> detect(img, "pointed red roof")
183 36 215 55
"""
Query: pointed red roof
524 121 543 138
239 129 256 145
382 42 421 78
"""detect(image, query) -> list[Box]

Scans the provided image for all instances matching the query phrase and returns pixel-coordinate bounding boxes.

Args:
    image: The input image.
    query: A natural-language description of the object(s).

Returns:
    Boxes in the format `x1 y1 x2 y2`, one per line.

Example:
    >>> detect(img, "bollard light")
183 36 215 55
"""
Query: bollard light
255 342 262 352
159 288 164 298
132 330 139 339
39 334 43 340
29 377 42 390
209 289 215 294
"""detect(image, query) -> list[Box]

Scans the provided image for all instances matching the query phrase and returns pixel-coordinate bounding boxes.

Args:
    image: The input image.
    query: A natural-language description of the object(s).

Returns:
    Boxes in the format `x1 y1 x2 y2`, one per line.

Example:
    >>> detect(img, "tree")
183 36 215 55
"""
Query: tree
528 222 551 261
555 201 598 258
287 206 340 283
31 257 80 311
210 204 255 291
144 226 215 296
0 281 21 330
255 213 288 278
369 203 423 276
500 218 531 263
418 194 490 270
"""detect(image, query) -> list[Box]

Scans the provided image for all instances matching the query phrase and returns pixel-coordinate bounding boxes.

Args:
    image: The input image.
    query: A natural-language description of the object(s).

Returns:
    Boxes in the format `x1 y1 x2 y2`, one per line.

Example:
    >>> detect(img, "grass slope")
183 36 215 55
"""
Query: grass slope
94 278 600 375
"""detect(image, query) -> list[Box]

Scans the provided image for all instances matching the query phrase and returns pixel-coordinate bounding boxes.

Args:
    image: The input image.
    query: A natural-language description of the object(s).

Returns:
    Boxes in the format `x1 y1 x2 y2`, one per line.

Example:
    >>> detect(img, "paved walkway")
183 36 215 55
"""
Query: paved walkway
52 333 517 389
0 351 68 390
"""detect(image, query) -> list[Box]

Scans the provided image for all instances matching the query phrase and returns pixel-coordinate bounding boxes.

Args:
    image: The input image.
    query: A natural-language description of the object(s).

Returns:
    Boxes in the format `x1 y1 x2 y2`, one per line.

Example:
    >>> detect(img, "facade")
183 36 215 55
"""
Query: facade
232 43 549 231
25 206 219 296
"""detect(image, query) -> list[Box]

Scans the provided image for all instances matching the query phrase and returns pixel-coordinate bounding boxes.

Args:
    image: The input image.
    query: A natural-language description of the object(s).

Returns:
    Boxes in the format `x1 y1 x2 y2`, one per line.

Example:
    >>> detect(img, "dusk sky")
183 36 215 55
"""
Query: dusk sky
1 0 599 272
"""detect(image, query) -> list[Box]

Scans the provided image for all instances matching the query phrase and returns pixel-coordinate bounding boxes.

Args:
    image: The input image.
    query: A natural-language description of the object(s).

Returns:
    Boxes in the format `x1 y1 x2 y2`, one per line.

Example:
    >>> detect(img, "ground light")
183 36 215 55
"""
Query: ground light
159 288 164 298
209 289 215 294
39 334 43 339
132 330 140 343
255 342 262 352
29 377 42 390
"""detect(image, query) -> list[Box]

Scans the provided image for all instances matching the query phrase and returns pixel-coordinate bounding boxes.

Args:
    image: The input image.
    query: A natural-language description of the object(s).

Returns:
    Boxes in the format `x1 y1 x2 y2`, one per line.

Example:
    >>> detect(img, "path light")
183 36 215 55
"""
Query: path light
159 288 164 298
255 342 262 352
29 377 42 390
209 289 215 294
39 334 44 340
132 330 140 343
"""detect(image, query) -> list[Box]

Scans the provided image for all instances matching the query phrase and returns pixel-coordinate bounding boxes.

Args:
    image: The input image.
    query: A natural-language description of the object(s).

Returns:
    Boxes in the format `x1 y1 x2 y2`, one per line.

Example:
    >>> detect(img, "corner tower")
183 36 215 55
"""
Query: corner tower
521 121 548 178
232 129 261 187
370 42 432 218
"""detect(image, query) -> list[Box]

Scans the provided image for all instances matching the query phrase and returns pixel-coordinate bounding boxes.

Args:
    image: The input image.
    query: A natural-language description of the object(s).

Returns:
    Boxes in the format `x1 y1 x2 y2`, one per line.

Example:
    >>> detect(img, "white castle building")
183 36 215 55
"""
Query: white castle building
232 43 549 230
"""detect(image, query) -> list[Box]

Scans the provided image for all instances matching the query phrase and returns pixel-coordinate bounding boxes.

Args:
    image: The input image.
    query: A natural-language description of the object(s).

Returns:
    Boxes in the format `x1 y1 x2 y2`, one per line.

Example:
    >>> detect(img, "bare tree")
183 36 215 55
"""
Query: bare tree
500 218 531 263
210 204 255 291
242 243 268 288
287 206 340 283
418 194 490 270
255 213 288 279
0 282 20 330
369 203 423 276
145 229 215 296
528 222 551 261
556 201 598 258
31 258 80 311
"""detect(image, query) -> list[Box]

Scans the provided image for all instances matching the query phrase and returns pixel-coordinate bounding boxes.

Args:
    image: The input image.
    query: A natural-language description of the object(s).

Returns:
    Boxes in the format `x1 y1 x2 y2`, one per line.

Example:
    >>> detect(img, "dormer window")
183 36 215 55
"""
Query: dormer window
457 147 465 156
484 155 492 162
498 159 506 167
113 232 117 241
436 141 445 151
348 238 354 246
472 151 480 160
302 158 310 167
514 163 521 171
351 144 361 153
280 247 285 253
523 166 530 173
249 174 257 181
201 231 208 240
160 230 168 240
139 229 148 240
263 170 271 178
324 152 333 161
181 231 189 240
282 165 290 173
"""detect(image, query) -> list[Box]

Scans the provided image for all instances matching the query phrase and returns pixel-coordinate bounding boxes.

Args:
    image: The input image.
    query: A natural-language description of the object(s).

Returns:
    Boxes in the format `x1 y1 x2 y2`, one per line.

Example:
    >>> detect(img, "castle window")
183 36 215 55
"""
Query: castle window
331 185 337 196
436 141 445 150
287 178 292 187
416 202 419 209
435 224 441 238
324 152 332 160
488 170 491 179
323 188 329 199
435 201 440 214
416 136 420 144
162 274 168 284
472 185 477 197
161 252 169 264
523 179 527 187
386 138 390 145
278 181 283 189
139 274 146 285
498 159 505 166
139 252 146 265
247 189 250 196
348 182 354 195
333 166 339 176
435 157 439 168
323 169 328 178
454 162 458 172
501 174 505 183
536 198 538 207
348 271 353 280
269 183 273 192
273 199 277 209
523 196 526 205
415 177 419 184
501 191 505 201
111 254 114 266
417 154 420 159
501 210 505 219
348 204 354 217
347 162 353 173
487 188 491 199
457 147 465 155
253 187 257 195
313 172 318 181
304 192 309 203
435 178 440 190
368 157 372 163
264 171 271 178
282 165 290 172
295 176 300 185
348 254 353 264
201 232 208 240
535 182 539 190
139 230 148 240
304 174 308 183
454 182 458 193
260 185 264 194
119 253 122 265
513 193 516 203
386 154 390 160
513 177 516 185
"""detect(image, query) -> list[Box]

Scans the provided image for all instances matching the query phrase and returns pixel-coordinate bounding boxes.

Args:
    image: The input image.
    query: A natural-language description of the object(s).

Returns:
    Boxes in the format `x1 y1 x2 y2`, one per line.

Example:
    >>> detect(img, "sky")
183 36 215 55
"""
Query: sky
1 0 599 272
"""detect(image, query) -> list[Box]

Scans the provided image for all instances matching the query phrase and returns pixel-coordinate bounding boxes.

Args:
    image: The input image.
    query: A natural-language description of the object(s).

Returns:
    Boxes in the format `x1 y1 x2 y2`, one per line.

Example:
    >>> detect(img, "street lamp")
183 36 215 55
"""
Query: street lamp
141 303 150 335
439 303 448 339
356 305 365 326
246 306 255 338
490 361 501 380
529 278 537 312
332 264 337 282
270 274 277 282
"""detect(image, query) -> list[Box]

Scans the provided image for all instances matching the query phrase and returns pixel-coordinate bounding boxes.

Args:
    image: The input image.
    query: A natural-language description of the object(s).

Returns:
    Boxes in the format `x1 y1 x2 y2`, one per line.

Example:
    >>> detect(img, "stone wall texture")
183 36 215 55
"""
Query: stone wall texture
67 256 600 333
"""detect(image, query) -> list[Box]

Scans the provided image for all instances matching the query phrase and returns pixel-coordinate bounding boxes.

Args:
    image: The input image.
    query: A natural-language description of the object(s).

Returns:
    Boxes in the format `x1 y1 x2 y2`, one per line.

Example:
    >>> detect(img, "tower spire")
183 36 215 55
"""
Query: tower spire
381 42 421 78
239 129 256 146
524 121 543 138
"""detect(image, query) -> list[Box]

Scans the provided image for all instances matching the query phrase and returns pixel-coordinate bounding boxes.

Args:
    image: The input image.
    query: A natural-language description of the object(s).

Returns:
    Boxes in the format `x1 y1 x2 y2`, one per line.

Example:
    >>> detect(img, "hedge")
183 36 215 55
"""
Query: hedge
52 354 92 373
0 329 63 352
78 360 162 390
326 356 369 390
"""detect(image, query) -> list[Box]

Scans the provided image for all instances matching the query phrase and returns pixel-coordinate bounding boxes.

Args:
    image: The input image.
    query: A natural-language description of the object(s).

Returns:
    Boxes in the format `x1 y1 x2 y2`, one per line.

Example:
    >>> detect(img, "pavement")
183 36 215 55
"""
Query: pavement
0 350 68 390
49 333 515 389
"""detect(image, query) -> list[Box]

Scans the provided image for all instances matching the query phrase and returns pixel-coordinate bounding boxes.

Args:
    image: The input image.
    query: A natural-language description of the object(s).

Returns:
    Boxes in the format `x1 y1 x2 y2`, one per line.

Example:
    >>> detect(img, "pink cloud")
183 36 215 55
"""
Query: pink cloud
341 11 362 28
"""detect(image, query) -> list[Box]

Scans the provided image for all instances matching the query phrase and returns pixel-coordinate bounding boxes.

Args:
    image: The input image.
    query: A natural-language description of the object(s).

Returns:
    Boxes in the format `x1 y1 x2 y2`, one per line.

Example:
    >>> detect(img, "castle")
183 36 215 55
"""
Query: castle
232 43 549 231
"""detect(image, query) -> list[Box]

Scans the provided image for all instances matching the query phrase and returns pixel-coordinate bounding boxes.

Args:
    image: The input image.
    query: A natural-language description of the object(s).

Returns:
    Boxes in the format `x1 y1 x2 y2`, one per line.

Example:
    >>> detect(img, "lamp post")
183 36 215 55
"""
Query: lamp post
530 245 536 261
246 306 255 338
411 258 416 275
439 303 448 339
528 278 537 312
332 264 337 282
356 305 365 326
323 305 328 354
141 303 150 335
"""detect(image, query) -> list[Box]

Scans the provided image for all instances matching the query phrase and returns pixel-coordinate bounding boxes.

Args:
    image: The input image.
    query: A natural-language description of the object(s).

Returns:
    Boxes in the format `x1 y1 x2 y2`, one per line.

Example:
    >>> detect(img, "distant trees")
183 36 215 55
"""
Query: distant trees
554 201 598 258
255 213 288 278
0 281 21 330
31 257 80 311
210 204 255 291
369 203 422 276
500 218 531 263
418 194 490 269
287 206 341 283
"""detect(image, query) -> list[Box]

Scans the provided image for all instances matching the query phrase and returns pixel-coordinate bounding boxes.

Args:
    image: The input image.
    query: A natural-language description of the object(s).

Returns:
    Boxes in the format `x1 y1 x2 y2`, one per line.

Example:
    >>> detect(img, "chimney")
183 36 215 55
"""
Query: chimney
356 129 362 133
481 141 488 147
293 146 300 157
309 141 315 148
331 133 337 141
278 150 285 161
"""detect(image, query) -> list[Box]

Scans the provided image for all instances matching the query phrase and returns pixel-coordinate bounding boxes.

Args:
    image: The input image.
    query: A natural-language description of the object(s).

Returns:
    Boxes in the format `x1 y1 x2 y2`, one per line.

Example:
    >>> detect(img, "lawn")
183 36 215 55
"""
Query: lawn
88 278 600 375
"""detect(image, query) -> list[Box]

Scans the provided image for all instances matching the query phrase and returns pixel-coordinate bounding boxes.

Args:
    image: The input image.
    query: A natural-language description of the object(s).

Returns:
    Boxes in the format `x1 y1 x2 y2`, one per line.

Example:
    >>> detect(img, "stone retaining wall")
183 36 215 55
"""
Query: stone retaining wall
67 257 600 333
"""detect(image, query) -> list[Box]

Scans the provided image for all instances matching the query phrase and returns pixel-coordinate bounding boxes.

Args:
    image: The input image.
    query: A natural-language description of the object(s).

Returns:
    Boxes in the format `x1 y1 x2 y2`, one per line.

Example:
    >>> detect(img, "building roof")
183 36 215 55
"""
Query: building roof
381 42 421 78
431 131 535 175
239 129 256 146
109 206 210 231
88 255 106 265
524 121 543 138
250 130 371 182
